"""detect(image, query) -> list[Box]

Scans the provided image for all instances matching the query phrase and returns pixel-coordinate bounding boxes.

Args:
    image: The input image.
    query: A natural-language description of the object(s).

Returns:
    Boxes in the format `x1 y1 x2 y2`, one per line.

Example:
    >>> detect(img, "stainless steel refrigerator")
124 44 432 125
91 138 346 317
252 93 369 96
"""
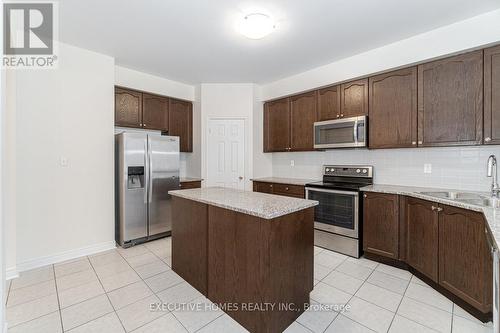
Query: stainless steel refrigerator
115 132 180 247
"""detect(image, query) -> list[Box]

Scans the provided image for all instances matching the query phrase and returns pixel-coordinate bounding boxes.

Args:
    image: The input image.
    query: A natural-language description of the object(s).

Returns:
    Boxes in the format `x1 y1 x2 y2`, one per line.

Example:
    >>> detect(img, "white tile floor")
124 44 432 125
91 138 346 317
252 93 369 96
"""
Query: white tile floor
4 238 494 333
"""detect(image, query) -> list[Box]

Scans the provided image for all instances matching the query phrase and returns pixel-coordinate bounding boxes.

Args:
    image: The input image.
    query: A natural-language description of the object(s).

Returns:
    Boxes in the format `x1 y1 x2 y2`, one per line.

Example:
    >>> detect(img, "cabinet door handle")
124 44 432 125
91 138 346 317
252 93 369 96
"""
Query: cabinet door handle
340 114 344 118
143 124 147 127
270 185 273 188
412 141 416 145
485 137 492 142
431 205 436 211
418 140 423 145
437 207 443 212
336 114 340 118
363 194 367 198
285 187 289 191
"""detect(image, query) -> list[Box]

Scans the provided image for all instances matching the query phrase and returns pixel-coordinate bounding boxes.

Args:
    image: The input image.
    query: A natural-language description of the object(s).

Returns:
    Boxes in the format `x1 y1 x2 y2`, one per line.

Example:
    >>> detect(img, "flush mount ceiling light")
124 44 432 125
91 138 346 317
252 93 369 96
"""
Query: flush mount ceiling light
238 13 275 39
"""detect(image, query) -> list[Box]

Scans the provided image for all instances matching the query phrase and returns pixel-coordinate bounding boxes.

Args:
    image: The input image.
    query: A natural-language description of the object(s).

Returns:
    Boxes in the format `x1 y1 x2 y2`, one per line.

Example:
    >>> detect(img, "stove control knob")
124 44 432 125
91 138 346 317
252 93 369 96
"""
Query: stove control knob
331 168 335 173
356 169 361 173
362 169 367 174
325 168 330 172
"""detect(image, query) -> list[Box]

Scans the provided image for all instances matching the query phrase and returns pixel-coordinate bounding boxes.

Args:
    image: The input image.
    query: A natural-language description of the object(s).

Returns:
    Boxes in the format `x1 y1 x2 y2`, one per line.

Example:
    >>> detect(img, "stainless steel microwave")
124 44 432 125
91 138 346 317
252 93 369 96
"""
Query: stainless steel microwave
314 116 367 149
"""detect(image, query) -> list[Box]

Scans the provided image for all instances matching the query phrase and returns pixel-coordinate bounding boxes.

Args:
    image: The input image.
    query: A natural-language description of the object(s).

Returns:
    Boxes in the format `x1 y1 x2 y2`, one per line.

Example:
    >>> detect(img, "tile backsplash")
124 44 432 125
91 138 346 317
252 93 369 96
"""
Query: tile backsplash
272 146 500 191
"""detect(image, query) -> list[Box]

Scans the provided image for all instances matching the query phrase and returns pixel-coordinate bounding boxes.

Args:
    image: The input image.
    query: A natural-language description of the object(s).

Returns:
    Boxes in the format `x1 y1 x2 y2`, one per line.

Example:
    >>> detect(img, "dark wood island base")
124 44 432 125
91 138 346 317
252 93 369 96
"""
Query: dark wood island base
171 196 314 333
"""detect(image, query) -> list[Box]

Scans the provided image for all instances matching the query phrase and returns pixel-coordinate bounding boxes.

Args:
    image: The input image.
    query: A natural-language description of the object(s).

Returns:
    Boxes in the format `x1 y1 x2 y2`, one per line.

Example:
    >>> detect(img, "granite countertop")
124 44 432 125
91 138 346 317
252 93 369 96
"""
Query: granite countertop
180 177 203 183
169 187 318 219
361 184 500 249
251 177 320 186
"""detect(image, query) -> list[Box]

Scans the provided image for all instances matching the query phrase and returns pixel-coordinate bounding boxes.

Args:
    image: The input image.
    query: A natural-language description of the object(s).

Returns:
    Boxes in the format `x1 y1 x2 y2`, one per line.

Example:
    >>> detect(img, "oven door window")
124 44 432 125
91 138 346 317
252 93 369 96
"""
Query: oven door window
307 189 359 237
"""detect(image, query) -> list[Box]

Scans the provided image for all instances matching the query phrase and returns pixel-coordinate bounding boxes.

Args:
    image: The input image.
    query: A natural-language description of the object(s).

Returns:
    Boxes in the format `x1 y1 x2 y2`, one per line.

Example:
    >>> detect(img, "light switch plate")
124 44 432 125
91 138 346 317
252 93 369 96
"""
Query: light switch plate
290 160 295 167
60 156 68 167
424 163 432 174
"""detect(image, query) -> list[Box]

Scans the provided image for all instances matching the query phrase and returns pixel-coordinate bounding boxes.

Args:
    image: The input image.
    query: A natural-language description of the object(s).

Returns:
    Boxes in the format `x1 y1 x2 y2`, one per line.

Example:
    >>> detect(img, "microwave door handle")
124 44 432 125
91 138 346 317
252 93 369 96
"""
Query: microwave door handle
353 119 358 143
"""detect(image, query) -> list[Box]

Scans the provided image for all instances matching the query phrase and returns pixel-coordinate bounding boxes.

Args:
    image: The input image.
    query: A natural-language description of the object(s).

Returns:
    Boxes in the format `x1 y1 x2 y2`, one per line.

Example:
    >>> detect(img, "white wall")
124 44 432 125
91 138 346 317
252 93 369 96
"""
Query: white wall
4 71 16 279
261 9 500 100
11 43 116 271
115 66 195 101
1 5 6 329
200 84 271 190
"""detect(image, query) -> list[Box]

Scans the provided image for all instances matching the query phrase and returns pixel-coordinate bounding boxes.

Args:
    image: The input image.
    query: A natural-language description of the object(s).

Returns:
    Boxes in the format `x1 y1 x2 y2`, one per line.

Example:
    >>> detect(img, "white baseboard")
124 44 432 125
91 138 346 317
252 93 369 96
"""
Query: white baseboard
5 267 18 280
15 240 116 273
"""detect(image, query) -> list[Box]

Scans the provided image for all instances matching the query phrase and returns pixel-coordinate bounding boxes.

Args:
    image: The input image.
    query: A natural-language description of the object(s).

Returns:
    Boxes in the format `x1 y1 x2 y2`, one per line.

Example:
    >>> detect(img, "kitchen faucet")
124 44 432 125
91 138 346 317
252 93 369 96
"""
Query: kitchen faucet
487 155 500 198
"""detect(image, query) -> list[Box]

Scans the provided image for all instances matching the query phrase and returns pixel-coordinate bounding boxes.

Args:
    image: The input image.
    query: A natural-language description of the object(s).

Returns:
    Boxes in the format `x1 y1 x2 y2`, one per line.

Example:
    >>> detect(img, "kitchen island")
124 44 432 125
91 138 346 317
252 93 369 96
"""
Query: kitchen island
168 187 318 333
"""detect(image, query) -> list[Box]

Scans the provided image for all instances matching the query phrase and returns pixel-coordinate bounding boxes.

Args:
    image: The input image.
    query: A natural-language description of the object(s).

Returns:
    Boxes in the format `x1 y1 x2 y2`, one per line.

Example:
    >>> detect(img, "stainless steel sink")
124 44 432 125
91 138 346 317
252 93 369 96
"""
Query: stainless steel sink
418 191 500 208
459 197 500 209
418 191 484 200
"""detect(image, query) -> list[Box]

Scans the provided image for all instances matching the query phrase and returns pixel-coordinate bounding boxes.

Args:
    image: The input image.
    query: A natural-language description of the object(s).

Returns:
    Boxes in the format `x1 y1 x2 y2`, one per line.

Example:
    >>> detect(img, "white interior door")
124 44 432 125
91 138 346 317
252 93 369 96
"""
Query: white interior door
207 119 245 189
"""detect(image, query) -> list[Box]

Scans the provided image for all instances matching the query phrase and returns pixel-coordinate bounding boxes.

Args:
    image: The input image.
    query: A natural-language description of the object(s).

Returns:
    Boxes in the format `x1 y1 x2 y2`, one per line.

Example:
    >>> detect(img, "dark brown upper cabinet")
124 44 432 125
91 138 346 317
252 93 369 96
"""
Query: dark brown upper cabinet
438 204 492 313
169 98 193 152
363 192 399 259
404 197 439 282
290 91 317 151
417 51 483 147
264 98 291 152
317 85 341 121
142 93 169 131
340 78 369 118
115 87 142 128
484 45 500 145
369 67 418 149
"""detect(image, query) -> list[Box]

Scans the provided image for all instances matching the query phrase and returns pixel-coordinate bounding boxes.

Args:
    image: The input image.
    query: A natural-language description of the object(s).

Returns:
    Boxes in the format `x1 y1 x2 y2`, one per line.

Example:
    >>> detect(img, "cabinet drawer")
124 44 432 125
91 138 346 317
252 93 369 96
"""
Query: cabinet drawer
180 181 201 189
272 184 305 197
253 182 274 194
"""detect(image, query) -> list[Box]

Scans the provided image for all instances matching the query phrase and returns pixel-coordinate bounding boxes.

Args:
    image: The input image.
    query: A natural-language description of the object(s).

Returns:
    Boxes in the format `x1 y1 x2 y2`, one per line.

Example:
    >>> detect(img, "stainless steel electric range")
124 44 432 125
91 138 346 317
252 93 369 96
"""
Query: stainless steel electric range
305 165 373 258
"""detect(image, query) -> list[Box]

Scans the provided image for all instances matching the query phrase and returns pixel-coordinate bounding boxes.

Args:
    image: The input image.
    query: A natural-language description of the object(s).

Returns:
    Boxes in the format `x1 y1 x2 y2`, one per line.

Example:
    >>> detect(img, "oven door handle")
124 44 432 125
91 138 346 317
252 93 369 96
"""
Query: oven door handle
305 187 360 197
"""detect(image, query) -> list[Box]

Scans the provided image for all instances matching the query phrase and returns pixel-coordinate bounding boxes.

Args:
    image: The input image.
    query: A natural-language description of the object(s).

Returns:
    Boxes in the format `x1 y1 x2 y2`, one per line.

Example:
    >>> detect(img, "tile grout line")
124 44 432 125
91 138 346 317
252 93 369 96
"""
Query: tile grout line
5 241 173 331
318 258 361 333
52 264 66 332
88 253 128 332
7 270 65 330
5 277 12 306
319 262 400 333
141 239 227 332
385 270 412 333
118 240 193 333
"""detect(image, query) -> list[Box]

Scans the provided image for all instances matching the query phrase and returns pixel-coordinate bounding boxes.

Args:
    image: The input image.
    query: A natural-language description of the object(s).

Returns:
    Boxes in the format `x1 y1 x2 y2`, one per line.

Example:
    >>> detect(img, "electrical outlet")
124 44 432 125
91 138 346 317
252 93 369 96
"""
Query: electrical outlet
290 160 295 167
424 163 432 174
60 156 68 167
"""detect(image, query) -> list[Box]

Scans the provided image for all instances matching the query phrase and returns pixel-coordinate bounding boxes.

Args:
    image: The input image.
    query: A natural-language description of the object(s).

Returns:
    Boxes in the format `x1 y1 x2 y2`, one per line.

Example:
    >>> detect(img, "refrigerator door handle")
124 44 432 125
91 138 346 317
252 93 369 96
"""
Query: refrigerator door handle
148 137 153 203
144 139 148 205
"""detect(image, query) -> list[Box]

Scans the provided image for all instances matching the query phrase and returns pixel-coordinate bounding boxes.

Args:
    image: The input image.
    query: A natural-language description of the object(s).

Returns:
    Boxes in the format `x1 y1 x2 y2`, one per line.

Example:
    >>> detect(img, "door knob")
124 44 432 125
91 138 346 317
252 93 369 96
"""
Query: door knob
239 176 243 180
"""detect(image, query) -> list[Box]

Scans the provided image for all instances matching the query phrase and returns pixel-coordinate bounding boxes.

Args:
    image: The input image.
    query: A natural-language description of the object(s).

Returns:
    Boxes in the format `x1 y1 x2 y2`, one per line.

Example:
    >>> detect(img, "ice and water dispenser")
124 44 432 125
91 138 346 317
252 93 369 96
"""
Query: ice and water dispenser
127 166 144 189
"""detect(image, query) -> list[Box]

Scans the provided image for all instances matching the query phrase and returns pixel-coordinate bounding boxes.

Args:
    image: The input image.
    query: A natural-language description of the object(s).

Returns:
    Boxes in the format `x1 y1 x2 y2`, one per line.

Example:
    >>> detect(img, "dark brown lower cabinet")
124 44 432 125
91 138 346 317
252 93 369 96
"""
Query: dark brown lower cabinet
438 204 492 312
364 193 494 319
404 197 439 282
171 197 208 295
179 181 201 189
363 192 399 259
253 181 274 194
253 181 305 198
172 195 314 333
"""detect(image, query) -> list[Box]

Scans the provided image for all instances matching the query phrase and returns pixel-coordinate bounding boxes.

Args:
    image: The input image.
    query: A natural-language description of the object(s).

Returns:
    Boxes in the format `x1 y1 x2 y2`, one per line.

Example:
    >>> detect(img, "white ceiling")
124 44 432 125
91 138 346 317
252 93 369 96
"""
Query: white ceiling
59 0 500 84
